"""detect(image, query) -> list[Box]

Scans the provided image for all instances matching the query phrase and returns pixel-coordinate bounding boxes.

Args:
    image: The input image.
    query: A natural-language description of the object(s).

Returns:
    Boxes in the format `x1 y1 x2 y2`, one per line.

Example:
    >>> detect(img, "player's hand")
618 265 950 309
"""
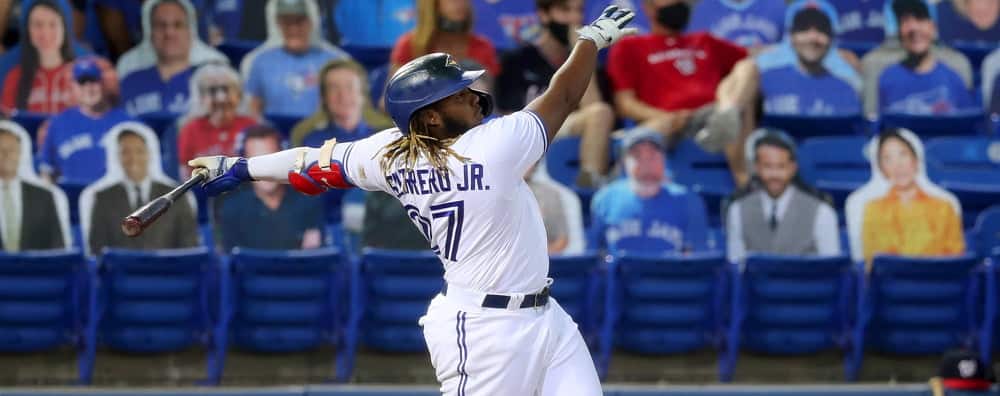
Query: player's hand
188 155 251 196
576 5 638 49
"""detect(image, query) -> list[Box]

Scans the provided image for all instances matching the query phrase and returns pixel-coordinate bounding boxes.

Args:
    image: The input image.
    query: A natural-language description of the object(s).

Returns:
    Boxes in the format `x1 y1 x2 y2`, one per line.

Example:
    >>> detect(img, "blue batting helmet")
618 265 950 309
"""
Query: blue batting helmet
384 52 494 135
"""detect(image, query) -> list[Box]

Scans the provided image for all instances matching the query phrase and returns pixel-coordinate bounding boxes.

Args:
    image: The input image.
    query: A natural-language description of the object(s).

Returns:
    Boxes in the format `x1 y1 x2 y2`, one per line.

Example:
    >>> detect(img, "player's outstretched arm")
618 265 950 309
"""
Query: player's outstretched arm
188 142 353 197
525 5 637 144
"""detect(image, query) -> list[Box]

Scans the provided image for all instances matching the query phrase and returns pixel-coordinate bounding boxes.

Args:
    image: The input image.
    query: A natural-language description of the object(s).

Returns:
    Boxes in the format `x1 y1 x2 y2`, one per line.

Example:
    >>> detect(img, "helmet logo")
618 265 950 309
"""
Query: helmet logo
445 55 460 70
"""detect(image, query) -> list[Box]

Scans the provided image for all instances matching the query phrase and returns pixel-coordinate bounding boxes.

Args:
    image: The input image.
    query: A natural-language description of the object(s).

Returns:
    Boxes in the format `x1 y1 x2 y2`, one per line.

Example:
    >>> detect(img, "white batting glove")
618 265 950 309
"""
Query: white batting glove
576 5 639 49
188 155 251 196
188 155 240 178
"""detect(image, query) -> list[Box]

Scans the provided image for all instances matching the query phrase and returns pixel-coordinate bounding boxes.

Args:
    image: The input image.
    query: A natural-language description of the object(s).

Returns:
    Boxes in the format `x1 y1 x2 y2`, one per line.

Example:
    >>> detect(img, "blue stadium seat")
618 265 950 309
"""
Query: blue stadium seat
798 136 870 212
359 249 443 352
546 136 584 189
759 114 867 141
341 45 393 71
846 254 988 381
57 179 88 226
137 112 180 141
548 254 603 346
720 255 855 382
58 179 89 249
598 253 728 379
225 248 356 382
544 136 613 226
217 40 260 68
880 112 988 138
972 206 1000 259
708 227 727 253
838 41 879 58
89 248 225 384
951 42 993 82
925 137 1000 227
669 139 735 226
11 112 47 152
159 122 181 180
0 250 90 383
368 64 390 106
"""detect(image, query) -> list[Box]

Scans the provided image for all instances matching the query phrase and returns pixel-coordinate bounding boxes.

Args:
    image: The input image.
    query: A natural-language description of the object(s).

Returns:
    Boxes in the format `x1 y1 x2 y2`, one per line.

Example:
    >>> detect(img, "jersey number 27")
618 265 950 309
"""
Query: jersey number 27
405 200 465 261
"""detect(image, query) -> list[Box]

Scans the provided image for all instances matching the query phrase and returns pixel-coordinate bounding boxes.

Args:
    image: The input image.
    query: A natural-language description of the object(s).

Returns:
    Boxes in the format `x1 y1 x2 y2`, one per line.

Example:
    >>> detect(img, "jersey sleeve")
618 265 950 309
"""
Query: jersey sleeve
478 110 548 180
328 131 399 193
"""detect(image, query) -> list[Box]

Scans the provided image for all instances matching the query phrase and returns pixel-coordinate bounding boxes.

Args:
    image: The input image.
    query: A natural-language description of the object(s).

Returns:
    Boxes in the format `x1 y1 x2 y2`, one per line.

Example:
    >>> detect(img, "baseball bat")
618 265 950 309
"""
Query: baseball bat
121 171 207 237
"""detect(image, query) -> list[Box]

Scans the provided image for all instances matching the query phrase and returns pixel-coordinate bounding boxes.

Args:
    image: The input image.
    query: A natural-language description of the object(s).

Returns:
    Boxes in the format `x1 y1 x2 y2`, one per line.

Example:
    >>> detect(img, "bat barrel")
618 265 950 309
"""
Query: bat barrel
120 172 207 237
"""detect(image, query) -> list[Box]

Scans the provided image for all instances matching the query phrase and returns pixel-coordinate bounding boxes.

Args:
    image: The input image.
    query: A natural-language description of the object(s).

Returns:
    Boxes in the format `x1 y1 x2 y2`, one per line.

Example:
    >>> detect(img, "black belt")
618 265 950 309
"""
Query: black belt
442 283 550 309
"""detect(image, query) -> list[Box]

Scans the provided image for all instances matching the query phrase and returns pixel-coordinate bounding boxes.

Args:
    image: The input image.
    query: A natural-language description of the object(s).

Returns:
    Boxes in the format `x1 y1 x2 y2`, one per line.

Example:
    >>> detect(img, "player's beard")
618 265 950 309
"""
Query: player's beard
441 113 477 137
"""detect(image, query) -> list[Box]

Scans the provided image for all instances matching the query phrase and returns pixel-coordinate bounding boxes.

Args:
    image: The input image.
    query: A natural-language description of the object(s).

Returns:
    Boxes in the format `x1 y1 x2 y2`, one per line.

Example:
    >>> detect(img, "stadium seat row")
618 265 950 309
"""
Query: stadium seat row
1 247 998 384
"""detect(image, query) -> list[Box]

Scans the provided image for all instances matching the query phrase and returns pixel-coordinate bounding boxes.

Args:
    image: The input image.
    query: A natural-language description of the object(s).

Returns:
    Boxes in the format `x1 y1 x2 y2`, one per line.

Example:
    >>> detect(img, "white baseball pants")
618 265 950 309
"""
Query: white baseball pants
419 290 602 396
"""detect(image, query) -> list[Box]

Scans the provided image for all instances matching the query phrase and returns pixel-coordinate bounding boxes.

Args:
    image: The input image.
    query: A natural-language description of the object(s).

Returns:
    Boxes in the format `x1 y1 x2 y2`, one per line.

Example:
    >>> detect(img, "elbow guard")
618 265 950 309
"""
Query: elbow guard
287 139 354 195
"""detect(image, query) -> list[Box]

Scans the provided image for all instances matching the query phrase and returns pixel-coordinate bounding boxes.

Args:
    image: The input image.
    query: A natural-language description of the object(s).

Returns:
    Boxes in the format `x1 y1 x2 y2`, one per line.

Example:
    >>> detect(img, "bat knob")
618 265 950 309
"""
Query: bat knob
121 216 143 237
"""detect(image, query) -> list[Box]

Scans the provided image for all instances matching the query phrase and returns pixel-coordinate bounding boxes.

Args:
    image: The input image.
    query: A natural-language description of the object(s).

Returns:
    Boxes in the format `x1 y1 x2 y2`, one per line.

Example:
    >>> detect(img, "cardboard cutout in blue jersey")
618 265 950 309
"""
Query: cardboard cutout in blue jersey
38 107 133 183
688 0 786 48
121 67 198 116
471 0 539 50
835 0 885 42
756 0 862 116
116 0 227 117
589 181 710 254
241 0 351 118
878 63 978 115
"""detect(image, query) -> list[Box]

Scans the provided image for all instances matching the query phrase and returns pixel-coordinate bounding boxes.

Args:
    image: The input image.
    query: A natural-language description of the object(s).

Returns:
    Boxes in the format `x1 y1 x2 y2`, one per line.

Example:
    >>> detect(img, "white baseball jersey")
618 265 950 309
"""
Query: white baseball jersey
329 111 550 294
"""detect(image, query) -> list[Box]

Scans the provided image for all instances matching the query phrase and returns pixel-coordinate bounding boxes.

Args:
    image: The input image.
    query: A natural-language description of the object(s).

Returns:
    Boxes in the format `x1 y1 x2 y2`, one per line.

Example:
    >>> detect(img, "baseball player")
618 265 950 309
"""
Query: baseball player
189 6 636 395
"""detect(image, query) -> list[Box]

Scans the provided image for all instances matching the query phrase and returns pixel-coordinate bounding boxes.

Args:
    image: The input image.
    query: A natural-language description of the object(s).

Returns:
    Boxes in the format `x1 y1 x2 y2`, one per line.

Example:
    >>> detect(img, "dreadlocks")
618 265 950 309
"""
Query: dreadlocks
379 117 470 174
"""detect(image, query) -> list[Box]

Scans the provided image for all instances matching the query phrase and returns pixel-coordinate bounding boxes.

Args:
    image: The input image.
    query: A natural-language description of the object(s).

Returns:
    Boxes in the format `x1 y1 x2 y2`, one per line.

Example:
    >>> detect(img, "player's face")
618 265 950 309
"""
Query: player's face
118 133 150 183
626 142 666 184
539 0 584 27
151 2 192 63
966 0 1000 30
878 136 919 191
278 14 312 53
434 88 484 135
323 68 364 123
791 27 831 66
754 144 797 198
898 15 935 56
437 0 470 22
27 5 64 56
0 132 21 180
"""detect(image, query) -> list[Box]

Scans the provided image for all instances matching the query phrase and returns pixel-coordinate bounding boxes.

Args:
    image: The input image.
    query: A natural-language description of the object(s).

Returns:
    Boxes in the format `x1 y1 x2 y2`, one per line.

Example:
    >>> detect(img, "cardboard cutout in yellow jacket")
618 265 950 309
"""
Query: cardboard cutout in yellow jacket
845 128 965 264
